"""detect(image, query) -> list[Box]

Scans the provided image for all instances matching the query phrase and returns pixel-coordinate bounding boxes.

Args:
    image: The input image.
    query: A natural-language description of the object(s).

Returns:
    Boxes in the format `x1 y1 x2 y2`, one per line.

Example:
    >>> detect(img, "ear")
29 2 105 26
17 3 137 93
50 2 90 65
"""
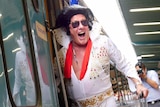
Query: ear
143 68 147 73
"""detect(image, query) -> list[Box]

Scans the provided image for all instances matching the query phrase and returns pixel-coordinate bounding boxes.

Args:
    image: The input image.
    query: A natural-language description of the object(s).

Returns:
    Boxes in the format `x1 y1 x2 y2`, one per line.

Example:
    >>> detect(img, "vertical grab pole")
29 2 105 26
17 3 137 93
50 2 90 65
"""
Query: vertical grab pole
51 30 69 107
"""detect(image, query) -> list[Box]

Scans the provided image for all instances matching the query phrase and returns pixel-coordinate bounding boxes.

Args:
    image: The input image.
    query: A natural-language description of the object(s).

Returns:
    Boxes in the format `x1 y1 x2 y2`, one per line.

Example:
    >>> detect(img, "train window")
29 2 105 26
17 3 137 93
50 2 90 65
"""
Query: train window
26 0 60 106
0 0 61 106
0 0 37 106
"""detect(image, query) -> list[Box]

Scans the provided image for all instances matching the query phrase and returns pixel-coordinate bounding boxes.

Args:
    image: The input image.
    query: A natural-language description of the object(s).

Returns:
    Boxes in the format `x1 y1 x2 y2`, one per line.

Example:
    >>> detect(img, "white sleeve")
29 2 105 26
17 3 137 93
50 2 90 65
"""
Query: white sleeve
106 37 140 92
149 70 160 85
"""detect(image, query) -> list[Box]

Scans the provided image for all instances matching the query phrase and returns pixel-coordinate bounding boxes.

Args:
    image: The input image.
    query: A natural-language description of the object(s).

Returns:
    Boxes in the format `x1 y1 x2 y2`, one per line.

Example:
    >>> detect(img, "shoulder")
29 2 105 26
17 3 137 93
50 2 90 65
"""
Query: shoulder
148 70 157 73
147 70 159 83
58 47 67 56
147 70 158 76
54 28 71 48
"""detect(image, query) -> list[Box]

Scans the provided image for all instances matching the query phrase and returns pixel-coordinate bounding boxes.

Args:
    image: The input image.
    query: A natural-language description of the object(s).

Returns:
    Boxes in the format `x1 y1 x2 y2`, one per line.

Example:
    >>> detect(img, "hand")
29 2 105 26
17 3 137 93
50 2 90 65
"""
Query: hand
140 71 147 79
136 84 148 98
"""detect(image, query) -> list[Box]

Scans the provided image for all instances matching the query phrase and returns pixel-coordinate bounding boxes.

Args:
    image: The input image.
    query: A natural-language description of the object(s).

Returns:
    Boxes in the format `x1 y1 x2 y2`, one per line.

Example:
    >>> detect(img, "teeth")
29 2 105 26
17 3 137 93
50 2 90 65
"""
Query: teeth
79 32 84 34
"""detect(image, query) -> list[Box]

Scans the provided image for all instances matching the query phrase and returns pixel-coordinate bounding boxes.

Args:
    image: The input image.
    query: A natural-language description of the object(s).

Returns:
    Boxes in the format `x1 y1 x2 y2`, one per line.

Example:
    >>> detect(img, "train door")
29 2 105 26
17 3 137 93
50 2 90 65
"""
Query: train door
0 0 61 107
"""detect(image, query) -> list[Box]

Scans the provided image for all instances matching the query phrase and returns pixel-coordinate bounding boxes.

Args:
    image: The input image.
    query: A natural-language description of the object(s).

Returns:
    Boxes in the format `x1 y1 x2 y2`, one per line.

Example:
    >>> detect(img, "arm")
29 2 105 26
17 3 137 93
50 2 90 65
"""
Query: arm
106 38 148 98
142 70 159 89
129 77 148 98
145 77 159 89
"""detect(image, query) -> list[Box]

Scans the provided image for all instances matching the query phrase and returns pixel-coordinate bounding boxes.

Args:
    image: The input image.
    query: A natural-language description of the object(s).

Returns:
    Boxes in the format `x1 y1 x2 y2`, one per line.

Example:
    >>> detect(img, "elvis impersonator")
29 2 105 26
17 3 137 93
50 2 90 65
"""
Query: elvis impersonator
54 4 148 107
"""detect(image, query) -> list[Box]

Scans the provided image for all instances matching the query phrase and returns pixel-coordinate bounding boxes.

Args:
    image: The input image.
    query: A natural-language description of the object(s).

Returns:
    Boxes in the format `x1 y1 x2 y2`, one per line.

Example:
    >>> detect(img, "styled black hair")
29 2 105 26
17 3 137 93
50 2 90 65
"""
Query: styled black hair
55 5 94 35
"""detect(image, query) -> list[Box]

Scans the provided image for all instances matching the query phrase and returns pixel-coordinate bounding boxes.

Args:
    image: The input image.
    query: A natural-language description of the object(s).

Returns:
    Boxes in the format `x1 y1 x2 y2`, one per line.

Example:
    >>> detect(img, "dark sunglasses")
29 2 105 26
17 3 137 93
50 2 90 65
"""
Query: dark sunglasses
70 20 88 28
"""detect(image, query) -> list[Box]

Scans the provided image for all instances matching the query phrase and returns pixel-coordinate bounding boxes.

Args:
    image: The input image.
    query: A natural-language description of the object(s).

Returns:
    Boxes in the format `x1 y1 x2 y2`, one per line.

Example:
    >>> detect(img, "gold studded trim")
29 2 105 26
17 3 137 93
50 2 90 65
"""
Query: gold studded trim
77 87 114 107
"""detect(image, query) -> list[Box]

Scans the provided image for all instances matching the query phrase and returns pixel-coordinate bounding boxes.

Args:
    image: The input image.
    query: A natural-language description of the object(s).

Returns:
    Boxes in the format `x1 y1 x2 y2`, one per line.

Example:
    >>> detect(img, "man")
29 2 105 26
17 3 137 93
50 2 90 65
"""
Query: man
55 4 148 107
135 62 160 107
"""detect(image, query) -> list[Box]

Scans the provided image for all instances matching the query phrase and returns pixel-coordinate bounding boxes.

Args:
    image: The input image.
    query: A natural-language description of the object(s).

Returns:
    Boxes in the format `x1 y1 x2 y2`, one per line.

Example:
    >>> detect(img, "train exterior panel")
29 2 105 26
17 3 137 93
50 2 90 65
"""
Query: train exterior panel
0 0 66 107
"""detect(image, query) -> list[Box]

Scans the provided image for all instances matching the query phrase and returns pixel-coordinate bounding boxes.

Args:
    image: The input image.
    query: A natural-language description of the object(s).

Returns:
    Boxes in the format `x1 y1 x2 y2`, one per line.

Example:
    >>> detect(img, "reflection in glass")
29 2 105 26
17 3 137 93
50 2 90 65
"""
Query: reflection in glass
28 7 59 106
0 0 37 106
31 16 53 106
13 20 36 106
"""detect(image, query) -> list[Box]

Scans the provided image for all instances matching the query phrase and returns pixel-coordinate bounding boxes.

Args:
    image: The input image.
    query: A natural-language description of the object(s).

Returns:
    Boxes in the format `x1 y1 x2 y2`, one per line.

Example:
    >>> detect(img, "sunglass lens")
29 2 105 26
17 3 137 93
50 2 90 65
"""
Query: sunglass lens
81 20 88 26
71 20 88 28
72 21 79 28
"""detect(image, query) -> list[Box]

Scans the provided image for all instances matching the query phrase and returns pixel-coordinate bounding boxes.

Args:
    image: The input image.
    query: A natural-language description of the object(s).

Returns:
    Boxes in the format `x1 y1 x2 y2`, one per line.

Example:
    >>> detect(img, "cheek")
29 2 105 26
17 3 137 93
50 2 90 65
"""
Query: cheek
85 29 90 35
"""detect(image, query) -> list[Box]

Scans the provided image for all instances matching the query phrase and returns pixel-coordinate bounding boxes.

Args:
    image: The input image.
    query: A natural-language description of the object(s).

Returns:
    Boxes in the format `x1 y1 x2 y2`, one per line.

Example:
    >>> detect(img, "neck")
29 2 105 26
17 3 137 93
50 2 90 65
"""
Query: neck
72 41 88 50
72 42 87 66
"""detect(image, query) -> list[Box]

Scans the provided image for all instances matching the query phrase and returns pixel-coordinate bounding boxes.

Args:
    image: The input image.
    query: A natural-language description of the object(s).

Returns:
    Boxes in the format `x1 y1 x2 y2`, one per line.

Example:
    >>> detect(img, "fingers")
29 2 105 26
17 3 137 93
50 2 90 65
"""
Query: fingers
142 90 148 98
136 86 148 98
138 89 148 98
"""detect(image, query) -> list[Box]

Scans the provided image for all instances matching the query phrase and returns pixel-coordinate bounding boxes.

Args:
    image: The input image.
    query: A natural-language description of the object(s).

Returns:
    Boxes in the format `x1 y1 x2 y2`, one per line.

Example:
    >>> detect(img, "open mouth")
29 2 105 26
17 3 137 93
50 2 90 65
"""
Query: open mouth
78 32 85 37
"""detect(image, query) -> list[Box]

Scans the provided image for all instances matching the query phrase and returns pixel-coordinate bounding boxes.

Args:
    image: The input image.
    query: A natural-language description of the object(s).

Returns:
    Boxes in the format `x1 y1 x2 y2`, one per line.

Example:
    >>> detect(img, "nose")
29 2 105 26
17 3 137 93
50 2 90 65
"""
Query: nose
78 22 84 28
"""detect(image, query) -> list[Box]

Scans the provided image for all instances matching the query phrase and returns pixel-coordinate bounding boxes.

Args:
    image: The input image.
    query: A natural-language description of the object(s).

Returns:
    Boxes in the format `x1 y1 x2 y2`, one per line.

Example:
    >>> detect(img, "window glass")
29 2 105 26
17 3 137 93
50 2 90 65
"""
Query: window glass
0 0 60 106
0 0 36 106
0 47 8 107
27 0 59 106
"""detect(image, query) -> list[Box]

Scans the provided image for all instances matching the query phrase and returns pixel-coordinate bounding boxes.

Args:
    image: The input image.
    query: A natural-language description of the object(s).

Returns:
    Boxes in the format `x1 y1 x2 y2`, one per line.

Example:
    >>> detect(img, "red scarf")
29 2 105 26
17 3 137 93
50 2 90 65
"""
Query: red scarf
64 39 92 80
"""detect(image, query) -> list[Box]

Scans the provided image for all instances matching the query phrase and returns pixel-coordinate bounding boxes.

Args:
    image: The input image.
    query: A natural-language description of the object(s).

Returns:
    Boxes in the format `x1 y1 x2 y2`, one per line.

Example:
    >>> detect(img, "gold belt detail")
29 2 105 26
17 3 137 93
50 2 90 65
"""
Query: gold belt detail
77 88 114 107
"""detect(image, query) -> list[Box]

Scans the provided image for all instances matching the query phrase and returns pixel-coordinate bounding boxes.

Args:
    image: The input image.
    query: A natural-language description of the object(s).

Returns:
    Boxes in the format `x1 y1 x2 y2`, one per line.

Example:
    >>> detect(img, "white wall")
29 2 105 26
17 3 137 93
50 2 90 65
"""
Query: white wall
84 0 138 65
